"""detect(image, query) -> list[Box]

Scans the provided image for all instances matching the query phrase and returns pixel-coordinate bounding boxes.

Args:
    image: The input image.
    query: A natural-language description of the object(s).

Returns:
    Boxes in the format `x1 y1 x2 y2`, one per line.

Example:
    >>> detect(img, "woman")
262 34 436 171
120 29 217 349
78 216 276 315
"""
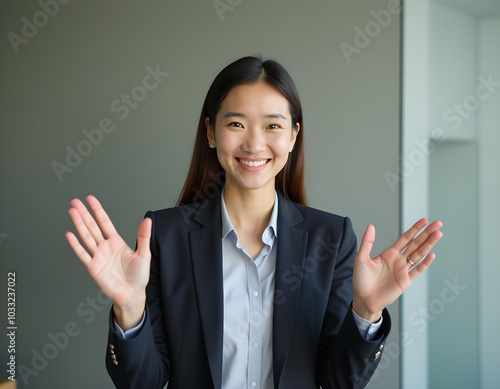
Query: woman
66 56 442 389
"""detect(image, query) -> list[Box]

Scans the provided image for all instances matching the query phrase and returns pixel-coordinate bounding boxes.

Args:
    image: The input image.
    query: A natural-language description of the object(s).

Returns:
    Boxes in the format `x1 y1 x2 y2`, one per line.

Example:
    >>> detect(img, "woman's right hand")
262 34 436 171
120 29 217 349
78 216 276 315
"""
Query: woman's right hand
65 195 152 330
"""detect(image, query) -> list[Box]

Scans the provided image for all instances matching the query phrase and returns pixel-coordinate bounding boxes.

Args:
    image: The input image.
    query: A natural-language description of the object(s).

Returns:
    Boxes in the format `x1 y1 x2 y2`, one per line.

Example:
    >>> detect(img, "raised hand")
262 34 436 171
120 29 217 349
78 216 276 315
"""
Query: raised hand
65 195 151 330
352 219 443 322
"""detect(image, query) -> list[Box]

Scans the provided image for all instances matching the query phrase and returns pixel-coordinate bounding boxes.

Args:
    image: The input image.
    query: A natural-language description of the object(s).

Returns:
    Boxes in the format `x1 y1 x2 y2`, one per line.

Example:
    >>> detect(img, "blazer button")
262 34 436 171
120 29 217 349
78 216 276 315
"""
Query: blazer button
374 351 381 360
109 343 117 363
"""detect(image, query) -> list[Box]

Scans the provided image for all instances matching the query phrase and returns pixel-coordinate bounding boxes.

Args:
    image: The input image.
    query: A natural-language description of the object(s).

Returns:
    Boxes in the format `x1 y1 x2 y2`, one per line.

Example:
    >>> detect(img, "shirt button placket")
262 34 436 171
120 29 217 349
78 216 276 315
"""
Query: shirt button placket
246 257 262 389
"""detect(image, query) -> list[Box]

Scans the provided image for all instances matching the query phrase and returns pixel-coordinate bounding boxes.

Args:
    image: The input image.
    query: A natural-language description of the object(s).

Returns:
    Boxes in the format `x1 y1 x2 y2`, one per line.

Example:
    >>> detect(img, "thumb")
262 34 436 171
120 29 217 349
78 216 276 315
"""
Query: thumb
358 224 376 259
136 217 152 258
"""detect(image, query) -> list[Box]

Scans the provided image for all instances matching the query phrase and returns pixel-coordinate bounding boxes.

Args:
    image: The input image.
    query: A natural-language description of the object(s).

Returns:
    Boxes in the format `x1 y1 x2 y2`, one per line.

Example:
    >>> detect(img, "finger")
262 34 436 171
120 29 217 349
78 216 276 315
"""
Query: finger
65 231 92 266
403 220 443 257
136 217 152 259
68 206 98 255
409 252 436 282
70 197 106 244
358 224 375 260
393 218 430 252
85 195 119 239
406 229 443 267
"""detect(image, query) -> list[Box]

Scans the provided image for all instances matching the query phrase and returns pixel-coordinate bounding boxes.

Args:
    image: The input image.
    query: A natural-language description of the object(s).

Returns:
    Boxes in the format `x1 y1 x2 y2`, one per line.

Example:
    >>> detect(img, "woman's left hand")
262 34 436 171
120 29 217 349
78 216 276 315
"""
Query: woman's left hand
352 218 443 322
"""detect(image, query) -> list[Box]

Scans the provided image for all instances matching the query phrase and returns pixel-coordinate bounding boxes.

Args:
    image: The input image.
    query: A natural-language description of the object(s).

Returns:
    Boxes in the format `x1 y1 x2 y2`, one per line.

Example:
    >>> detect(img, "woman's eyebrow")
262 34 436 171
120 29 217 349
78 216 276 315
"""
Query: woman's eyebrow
223 111 246 119
222 111 287 120
264 113 287 120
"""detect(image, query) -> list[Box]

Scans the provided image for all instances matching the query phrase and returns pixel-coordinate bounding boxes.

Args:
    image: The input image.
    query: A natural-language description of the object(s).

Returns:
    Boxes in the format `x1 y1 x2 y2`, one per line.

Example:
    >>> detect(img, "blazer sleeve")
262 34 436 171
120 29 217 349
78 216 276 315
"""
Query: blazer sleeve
105 210 171 389
316 217 391 389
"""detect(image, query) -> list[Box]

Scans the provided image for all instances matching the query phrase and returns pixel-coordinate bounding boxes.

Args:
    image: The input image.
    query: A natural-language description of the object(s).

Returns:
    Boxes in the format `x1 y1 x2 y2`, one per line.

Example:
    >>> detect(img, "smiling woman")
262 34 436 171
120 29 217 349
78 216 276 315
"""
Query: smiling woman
178 56 306 207
65 55 443 389
206 83 299 199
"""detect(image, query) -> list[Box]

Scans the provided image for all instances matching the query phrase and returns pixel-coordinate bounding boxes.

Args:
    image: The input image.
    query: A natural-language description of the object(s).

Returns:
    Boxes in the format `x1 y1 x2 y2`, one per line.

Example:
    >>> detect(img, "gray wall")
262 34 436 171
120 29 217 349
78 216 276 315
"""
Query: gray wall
0 1 401 388
402 3 500 388
426 3 500 388
478 17 500 388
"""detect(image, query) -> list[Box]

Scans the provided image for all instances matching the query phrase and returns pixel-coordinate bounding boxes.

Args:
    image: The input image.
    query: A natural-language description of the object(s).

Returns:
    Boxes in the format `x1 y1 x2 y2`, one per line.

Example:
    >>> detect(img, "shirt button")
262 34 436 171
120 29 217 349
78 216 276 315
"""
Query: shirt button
253 341 259 348
250 381 257 387
369 327 376 334
252 290 259 297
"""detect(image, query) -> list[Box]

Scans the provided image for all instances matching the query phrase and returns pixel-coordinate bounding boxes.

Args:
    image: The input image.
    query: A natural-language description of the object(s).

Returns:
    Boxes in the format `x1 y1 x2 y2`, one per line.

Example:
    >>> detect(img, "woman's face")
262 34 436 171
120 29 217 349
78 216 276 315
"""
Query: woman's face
206 82 299 194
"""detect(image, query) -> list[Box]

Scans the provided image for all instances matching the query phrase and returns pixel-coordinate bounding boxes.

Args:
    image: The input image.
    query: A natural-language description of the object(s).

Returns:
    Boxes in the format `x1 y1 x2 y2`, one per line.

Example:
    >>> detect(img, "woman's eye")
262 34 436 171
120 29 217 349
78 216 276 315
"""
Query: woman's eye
229 122 243 128
267 124 282 130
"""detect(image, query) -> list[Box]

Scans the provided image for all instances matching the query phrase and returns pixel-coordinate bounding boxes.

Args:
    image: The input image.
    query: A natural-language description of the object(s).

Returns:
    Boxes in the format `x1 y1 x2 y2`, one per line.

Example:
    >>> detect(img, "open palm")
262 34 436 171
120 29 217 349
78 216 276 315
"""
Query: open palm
353 218 443 319
65 195 152 310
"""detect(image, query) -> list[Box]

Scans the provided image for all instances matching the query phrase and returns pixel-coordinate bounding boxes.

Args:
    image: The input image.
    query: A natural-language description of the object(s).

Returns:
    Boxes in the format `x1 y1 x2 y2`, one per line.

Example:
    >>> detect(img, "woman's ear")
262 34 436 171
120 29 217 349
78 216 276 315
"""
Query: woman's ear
289 122 300 151
206 117 216 147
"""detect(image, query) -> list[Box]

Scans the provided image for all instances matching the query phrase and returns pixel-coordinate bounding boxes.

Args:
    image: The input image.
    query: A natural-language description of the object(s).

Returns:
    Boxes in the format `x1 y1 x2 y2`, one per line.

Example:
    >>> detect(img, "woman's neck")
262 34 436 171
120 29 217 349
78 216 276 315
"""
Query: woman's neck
223 183 276 232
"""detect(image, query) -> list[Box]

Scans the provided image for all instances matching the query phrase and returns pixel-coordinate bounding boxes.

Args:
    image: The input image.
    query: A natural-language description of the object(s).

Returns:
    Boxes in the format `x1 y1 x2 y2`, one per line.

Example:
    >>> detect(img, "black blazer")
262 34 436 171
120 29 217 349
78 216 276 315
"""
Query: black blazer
106 192 390 389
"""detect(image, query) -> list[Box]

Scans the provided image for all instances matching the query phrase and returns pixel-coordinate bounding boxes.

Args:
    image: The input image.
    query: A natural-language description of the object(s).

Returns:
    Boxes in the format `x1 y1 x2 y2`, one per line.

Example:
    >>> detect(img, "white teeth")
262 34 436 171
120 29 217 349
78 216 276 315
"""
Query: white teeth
239 159 268 167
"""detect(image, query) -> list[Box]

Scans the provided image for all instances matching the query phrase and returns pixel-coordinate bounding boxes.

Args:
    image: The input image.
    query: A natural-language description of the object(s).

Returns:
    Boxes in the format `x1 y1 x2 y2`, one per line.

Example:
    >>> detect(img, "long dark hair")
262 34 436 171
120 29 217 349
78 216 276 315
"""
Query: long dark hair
177 55 306 205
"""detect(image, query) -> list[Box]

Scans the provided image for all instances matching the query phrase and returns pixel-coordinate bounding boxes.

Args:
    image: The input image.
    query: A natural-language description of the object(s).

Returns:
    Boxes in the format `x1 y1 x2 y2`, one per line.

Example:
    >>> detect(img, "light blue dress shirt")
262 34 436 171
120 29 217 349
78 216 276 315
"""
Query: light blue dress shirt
115 191 382 389
220 190 279 389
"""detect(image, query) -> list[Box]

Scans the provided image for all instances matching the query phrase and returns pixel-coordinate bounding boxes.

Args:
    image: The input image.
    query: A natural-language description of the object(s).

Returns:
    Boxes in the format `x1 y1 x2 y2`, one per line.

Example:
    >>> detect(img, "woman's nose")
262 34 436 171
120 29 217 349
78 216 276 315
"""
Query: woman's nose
242 129 266 153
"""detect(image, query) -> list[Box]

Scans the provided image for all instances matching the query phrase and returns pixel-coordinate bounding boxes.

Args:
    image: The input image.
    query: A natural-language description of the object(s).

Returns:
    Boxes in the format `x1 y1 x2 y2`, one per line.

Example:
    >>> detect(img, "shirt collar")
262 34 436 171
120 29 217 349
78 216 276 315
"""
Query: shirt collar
221 188 279 240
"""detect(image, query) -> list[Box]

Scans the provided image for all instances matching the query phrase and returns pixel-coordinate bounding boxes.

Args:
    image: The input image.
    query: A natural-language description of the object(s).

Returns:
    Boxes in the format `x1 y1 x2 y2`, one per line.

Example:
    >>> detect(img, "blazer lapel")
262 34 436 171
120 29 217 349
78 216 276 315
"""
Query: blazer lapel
189 195 224 389
273 194 309 387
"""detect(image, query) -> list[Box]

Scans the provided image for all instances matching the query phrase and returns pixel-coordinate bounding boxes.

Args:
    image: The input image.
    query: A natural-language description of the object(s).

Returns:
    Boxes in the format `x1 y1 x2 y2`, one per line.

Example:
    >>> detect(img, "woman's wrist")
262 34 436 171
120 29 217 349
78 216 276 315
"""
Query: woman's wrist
113 294 146 331
352 296 383 323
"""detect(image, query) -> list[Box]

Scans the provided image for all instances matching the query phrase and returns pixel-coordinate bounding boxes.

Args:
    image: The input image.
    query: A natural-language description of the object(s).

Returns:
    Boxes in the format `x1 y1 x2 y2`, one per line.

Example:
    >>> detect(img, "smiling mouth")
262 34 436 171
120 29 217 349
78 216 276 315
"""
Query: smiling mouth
237 158 271 167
